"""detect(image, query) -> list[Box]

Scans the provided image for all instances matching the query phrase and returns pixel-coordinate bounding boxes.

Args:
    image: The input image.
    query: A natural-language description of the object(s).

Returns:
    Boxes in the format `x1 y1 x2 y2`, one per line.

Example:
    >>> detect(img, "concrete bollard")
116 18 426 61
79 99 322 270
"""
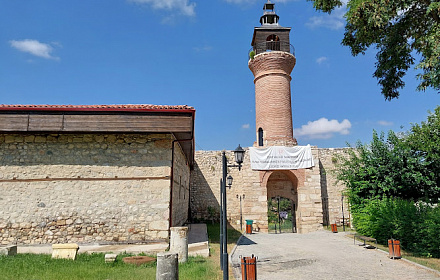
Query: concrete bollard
170 226 188 263
156 252 178 280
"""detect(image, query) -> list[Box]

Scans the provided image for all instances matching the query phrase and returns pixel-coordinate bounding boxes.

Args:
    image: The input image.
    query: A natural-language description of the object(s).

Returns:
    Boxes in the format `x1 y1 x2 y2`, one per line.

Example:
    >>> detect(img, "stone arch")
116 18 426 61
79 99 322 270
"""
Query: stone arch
264 170 298 201
263 170 299 233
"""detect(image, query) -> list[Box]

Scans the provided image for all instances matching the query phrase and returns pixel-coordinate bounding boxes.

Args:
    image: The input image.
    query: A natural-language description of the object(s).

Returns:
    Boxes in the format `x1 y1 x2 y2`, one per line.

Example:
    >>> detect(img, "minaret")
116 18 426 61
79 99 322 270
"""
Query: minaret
249 0 297 147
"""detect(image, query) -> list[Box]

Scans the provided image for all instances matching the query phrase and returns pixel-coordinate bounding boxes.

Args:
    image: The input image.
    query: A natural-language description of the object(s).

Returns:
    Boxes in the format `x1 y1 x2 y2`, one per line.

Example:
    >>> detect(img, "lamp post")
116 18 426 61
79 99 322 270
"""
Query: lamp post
276 196 281 234
236 194 245 231
220 144 245 280
341 195 345 232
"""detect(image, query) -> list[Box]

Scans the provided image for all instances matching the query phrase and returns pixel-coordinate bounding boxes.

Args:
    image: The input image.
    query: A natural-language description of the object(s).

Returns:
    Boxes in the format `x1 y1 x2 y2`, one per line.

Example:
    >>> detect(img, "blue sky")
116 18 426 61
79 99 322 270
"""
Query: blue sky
1 0 438 151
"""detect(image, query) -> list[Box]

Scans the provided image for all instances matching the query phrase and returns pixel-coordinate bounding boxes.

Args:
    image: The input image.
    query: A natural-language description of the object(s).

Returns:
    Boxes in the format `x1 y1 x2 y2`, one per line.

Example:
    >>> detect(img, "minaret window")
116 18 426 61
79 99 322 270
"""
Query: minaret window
258 128 264 146
266 34 280 51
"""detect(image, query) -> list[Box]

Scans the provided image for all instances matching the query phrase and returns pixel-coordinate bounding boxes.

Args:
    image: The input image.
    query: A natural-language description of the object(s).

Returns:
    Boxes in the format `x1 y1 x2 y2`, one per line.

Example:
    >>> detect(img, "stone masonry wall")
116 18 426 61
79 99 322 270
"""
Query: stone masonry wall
297 147 323 233
171 141 190 227
190 150 267 231
0 133 183 245
318 148 351 227
191 147 324 233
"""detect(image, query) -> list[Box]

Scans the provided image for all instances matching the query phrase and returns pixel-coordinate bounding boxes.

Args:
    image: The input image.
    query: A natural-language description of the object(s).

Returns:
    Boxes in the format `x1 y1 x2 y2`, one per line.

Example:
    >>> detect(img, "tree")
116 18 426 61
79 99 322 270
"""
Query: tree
336 106 440 204
406 106 440 198
309 0 440 100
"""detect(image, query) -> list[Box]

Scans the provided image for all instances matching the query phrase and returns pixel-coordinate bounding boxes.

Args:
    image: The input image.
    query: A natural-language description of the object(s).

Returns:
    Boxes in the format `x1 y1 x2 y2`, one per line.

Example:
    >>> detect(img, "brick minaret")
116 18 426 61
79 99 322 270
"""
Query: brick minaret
249 0 297 147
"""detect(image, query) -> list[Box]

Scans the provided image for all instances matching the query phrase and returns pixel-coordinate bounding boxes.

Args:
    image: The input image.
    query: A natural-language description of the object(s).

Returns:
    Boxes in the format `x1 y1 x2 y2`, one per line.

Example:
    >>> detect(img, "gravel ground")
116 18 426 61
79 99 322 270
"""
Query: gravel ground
230 230 440 280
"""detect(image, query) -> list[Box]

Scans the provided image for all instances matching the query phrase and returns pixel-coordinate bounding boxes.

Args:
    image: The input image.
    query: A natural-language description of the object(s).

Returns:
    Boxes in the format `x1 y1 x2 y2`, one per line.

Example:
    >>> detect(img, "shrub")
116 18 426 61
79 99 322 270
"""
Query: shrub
249 50 256 60
352 197 440 257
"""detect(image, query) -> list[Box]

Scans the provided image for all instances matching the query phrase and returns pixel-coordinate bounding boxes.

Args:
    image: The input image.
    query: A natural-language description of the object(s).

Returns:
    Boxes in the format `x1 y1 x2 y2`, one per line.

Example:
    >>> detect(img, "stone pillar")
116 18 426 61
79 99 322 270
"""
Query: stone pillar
170 226 188 263
156 252 178 280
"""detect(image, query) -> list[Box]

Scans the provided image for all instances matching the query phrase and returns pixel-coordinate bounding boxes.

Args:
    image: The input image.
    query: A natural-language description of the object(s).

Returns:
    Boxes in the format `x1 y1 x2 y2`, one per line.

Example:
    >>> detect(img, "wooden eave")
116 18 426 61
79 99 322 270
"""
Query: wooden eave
0 108 195 168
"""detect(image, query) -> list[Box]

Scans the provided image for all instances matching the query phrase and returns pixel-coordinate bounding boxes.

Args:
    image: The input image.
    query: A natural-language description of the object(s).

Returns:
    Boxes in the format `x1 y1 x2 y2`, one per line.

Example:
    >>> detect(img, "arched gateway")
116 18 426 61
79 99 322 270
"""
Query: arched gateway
266 171 298 233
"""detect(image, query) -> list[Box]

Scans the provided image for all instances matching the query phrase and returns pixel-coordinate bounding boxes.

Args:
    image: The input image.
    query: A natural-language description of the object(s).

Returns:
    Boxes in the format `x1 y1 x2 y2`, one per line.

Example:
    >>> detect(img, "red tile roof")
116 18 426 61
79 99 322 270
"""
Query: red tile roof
0 104 195 113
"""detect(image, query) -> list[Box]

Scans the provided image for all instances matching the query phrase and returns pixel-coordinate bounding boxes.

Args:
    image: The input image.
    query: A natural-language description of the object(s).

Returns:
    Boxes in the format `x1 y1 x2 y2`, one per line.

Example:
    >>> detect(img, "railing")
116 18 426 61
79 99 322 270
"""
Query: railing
248 41 295 59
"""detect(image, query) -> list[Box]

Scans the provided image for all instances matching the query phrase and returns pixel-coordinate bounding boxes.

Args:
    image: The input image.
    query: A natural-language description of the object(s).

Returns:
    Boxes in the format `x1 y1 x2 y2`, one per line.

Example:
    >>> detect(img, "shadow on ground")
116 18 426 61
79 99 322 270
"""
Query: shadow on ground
238 236 257 246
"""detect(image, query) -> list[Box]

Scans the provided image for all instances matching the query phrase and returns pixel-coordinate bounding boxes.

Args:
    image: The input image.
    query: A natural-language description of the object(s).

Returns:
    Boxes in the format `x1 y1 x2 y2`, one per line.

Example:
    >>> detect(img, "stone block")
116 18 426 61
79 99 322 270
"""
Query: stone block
0 245 17 256
52 243 79 260
105 253 118 263
149 220 169 231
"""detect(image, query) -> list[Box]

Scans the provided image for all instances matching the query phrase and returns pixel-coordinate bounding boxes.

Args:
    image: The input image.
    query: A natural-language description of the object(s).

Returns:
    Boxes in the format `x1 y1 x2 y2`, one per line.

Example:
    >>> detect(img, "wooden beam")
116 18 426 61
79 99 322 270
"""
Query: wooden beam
0 114 193 133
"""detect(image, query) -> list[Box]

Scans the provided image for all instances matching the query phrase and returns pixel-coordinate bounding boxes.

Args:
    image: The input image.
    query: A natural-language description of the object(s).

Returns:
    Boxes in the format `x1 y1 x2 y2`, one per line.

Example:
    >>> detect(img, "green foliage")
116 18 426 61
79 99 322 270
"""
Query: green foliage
353 198 440 257
337 131 438 205
335 106 440 257
249 50 256 60
406 106 440 198
308 0 440 100
0 252 218 280
337 107 440 204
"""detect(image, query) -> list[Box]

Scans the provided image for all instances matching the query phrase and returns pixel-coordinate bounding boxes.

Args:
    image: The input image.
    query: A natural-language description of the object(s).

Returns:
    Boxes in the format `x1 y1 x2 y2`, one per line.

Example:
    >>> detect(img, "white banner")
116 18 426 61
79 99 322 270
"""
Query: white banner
249 145 315 170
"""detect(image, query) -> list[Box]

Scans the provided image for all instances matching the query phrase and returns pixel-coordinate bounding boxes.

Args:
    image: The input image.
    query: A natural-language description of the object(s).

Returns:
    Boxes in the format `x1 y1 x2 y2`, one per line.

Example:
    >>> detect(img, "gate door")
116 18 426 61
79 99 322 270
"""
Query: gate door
268 196 296 233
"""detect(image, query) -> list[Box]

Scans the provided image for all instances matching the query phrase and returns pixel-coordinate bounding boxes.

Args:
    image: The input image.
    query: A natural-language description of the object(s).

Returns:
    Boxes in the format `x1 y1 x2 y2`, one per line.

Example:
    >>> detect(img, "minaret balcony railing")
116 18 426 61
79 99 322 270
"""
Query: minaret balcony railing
249 41 295 58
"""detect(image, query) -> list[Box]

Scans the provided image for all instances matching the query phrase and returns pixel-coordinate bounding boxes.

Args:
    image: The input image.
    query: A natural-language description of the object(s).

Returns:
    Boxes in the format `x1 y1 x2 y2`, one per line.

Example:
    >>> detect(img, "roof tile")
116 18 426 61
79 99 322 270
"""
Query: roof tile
0 104 194 112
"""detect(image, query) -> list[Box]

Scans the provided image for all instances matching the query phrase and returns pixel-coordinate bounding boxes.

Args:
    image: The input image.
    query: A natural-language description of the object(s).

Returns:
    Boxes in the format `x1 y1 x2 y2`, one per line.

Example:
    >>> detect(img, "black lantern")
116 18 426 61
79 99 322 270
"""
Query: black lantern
220 145 246 280
227 175 233 188
234 144 245 170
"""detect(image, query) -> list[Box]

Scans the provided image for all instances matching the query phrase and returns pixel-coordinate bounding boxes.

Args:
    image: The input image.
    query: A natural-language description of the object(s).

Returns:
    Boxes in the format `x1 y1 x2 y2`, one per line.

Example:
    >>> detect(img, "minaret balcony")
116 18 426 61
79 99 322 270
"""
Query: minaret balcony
249 41 295 58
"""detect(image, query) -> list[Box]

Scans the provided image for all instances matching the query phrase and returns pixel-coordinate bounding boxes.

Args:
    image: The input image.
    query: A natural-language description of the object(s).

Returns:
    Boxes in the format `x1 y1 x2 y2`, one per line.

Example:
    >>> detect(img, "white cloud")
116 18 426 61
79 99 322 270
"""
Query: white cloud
295 118 351 139
242 123 250 129
9 39 59 60
305 3 346 30
193 45 213 52
378 120 393 126
316 56 328 64
129 0 196 16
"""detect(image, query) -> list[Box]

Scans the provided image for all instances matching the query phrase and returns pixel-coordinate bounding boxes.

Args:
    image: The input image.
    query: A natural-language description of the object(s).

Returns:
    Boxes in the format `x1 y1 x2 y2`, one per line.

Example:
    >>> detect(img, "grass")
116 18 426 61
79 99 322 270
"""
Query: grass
206 223 244 279
373 242 440 272
0 253 218 280
0 223 242 280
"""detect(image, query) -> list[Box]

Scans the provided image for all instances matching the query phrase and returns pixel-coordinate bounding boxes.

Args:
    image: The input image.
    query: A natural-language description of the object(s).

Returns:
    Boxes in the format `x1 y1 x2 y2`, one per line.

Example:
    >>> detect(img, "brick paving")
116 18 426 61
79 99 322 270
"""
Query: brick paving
231 230 440 280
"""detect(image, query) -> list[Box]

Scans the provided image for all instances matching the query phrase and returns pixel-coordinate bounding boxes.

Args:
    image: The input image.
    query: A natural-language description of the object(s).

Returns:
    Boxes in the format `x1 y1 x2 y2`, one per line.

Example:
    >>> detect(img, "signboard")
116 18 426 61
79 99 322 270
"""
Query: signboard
249 145 314 170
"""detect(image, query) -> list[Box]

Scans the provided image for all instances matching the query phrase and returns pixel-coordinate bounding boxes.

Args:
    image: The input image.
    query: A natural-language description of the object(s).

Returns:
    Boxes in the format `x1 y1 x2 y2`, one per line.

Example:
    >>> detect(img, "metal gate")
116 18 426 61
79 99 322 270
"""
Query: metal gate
268 196 296 233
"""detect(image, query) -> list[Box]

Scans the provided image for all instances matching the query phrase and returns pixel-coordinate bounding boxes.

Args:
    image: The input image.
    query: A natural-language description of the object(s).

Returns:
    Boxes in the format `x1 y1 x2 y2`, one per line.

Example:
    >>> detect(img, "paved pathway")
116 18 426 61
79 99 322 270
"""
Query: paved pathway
230 230 440 280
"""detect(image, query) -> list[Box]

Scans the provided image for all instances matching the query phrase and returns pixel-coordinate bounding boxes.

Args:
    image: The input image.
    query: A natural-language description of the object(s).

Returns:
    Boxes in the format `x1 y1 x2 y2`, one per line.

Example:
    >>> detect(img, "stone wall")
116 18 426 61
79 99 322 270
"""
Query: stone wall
171 141 191 227
318 148 351 227
190 147 325 233
0 133 189 245
190 150 266 230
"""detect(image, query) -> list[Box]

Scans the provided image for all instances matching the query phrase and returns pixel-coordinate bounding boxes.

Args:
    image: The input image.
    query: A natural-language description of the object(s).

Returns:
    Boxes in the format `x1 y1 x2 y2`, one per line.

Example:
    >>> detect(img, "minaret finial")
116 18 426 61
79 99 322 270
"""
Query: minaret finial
260 0 279 26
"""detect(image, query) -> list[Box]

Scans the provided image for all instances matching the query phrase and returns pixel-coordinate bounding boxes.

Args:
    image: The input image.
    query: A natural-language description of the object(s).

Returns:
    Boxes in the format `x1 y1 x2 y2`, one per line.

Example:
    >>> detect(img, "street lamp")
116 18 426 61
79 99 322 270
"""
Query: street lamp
220 145 245 280
341 195 345 232
227 175 233 188
236 194 245 231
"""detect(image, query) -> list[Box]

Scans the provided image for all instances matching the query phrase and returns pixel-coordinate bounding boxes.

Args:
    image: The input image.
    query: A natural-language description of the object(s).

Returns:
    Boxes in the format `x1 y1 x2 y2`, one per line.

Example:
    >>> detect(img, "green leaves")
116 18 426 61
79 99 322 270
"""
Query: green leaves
308 0 345 13
310 0 440 99
336 107 440 204
335 106 440 257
